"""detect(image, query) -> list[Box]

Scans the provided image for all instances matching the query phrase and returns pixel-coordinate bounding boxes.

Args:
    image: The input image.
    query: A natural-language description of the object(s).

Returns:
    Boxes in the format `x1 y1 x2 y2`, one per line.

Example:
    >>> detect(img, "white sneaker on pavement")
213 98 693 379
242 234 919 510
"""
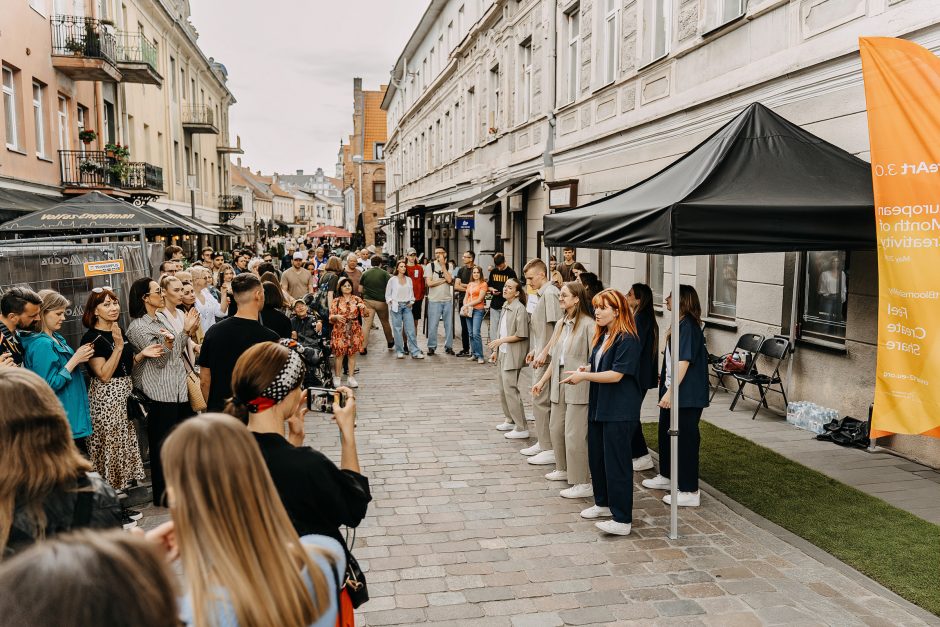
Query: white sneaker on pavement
544 469 568 481
560 483 594 499
663 490 701 507
595 520 632 536
496 422 514 431
519 442 542 456
633 454 654 471
396 353 405 359
332 376 341 388
527 450 555 465
505 430 529 439
412 352 425 359
579 505 612 519
641 474 671 490
346 376 359 389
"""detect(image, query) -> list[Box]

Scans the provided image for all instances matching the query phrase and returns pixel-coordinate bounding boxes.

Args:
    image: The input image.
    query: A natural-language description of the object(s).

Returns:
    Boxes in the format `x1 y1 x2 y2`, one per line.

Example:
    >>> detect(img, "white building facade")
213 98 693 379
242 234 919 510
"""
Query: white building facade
382 0 940 464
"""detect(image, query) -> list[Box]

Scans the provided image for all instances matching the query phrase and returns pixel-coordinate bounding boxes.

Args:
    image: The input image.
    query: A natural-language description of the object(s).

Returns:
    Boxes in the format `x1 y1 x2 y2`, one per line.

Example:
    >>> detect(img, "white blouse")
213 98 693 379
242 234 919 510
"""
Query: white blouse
194 288 224 334
385 276 415 313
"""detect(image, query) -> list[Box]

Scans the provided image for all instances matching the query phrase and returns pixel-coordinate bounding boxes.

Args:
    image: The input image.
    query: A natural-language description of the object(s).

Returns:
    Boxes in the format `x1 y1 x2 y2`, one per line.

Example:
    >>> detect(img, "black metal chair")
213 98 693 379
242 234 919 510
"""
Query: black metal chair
729 336 792 420
709 333 764 401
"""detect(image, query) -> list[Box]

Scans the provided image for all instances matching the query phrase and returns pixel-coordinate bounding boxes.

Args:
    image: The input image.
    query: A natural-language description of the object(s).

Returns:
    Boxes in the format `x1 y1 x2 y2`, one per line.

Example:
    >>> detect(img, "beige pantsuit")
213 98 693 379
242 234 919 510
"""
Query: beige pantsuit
496 300 529 431
498 355 526 429
530 283 562 448
548 316 595 485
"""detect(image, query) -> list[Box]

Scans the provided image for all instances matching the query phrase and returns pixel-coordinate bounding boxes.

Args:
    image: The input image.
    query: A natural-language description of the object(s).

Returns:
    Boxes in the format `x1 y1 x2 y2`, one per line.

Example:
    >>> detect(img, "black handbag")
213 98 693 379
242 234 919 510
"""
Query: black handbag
342 528 368 609
127 388 152 423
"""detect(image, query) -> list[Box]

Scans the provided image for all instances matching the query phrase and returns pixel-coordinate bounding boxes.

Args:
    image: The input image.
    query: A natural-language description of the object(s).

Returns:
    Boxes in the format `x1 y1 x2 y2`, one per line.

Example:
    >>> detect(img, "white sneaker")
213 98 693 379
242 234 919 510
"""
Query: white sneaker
477 358 485 364
346 376 359 389
505 430 529 439
527 450 555 466
396 353 405 359
520 442 542 456
332 376 341 388
633 454 654 472
544 469 568 481
560 483 594 499
642 474 671 490
580 505 612 519
595 520 632 536
663 490 700 507
412 352 425 359
496 422 514 432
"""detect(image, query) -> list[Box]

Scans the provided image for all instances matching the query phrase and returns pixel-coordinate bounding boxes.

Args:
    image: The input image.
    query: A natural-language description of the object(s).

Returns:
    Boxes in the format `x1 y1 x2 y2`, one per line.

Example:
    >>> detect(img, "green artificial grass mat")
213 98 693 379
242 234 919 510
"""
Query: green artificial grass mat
641 421 940 616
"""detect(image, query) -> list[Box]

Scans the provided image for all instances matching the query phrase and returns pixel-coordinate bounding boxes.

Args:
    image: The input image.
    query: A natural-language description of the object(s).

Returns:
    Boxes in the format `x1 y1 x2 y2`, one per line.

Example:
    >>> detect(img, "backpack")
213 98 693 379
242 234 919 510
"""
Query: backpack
311 274 332 319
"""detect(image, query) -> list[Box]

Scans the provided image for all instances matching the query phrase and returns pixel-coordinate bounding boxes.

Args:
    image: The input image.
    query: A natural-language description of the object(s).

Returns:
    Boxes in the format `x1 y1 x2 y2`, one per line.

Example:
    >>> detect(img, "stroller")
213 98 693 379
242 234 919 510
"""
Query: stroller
282 335 334 388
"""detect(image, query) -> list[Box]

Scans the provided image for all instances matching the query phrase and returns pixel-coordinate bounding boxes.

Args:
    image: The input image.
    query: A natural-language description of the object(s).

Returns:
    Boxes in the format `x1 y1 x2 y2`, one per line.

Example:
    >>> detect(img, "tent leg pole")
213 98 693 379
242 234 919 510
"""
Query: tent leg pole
785 253 801 397
139 227 149 277
669 258 681 540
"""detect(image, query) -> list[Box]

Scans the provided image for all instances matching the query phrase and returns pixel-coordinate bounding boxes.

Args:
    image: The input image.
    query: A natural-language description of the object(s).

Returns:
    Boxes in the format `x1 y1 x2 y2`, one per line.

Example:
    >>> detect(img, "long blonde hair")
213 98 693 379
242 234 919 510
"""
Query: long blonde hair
0 369 92 555
37 289 69 334
162 414 332 627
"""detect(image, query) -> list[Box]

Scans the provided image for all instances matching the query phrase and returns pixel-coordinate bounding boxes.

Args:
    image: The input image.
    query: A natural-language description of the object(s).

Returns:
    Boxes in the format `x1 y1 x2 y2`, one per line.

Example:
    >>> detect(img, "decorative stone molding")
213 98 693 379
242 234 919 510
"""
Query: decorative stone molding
800 0 866 39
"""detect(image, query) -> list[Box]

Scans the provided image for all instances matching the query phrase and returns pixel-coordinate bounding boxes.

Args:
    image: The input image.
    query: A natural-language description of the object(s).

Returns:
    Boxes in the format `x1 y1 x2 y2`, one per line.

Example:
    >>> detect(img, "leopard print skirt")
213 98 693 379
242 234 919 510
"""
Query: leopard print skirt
87 376 146 491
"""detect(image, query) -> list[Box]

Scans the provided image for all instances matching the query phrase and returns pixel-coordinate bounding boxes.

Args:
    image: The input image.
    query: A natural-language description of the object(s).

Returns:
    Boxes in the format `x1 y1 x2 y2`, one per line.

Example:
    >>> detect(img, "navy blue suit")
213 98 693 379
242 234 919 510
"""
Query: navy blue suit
631 310 659 460
587 332 643 524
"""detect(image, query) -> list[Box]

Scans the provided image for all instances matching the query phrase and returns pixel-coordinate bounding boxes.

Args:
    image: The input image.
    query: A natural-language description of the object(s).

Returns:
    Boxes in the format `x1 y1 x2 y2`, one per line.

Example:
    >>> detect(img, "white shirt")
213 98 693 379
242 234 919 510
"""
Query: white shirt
593 333 609 371
498 307 510 354
558 319 573 368
385 276 415 313
194 288 224 335
665 344 673 389
818 269 847 301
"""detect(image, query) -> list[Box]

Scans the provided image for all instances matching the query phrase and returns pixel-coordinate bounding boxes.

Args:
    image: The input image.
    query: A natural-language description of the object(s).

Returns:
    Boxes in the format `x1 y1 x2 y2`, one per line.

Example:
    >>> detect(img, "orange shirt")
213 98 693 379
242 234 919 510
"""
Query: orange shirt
466 281 488 310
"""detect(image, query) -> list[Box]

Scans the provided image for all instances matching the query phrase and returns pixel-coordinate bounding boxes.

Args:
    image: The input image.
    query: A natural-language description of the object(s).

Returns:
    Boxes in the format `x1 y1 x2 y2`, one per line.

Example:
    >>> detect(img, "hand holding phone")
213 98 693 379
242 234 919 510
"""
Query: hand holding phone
306 386 347 413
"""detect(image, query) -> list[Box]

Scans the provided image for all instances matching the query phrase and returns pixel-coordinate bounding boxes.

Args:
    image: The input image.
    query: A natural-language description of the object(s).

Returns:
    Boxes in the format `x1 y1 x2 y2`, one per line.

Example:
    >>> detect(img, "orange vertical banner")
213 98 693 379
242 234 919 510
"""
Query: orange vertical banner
860 37 940 439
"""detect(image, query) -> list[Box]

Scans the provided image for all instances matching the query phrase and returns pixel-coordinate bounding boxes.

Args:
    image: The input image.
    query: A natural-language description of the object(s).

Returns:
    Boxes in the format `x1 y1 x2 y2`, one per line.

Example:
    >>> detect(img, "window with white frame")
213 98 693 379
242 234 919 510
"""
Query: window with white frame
567 6 580 103
708 254 738 319
603 0 619 84
519 38 532 122
642 0 669 64
430 48 436 77
708 0 746 30
3 66 20 150
57 95 69 150
439 35 445 67
453 101 460 155
32 82 47 158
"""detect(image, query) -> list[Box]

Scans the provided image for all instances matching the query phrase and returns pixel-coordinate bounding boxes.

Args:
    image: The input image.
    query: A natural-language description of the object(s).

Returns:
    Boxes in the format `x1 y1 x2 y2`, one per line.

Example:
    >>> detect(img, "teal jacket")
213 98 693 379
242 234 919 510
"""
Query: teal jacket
21 332 92 439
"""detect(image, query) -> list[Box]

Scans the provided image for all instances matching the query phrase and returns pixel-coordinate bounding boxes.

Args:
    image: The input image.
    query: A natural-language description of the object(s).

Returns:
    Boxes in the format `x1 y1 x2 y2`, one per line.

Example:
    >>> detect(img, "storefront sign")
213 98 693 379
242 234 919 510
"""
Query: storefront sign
456 217 475 230
860 37 940 438
83 259 125 277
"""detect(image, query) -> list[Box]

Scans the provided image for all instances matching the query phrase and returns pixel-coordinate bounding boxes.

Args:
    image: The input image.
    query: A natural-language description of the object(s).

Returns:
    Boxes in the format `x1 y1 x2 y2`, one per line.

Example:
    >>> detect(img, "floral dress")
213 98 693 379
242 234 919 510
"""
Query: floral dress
330 295 367 357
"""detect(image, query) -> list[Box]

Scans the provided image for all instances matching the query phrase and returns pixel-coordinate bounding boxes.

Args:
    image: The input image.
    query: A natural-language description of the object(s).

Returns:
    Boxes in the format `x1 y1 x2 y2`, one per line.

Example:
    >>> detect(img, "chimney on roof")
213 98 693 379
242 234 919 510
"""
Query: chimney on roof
237 157 242 167
297 169 303 175
256 170 261 176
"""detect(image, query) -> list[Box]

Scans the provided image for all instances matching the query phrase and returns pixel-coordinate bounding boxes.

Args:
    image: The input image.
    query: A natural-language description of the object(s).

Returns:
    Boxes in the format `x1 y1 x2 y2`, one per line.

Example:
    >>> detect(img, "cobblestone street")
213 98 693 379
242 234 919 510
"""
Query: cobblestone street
295 333 938 627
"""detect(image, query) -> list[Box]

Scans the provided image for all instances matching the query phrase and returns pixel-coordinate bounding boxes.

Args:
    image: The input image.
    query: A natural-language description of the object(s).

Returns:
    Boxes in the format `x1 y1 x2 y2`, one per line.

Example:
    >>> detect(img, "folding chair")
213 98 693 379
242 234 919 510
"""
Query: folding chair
709 333 764 401
729 337 791 420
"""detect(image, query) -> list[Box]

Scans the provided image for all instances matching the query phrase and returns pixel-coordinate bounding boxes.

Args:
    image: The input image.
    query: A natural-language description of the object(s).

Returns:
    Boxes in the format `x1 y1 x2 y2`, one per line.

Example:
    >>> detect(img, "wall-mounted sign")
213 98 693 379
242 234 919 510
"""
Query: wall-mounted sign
457 217 475 230
83 259 125 277
547 179 579 209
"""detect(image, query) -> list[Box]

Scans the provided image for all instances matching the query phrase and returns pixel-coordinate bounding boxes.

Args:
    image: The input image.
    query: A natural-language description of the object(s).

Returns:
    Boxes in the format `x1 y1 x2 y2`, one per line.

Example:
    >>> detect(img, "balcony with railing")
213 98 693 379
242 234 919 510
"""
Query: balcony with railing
50 15 121 82
182 105 219 134
59 150 163 194
114 32 162 86
218 195 244 223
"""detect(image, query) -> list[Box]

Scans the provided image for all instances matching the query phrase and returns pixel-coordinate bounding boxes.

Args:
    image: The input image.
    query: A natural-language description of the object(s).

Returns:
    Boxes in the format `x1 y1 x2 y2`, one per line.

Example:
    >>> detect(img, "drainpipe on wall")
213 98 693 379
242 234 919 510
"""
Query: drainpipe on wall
542 0 558 268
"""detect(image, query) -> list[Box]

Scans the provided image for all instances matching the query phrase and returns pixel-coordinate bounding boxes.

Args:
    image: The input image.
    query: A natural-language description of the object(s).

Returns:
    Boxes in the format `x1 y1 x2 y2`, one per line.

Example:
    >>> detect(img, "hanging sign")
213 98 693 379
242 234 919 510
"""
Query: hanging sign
860 37 940 439
456 217 475 230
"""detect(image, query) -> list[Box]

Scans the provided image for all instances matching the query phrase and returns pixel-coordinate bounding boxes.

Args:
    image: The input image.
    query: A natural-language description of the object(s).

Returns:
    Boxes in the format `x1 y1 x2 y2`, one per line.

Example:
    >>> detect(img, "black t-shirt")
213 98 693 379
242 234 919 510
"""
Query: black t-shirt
252 432 372 545
487 265 517 311
198 317 279 411
81 327 136 379
260 307 292 339
456 265 473 304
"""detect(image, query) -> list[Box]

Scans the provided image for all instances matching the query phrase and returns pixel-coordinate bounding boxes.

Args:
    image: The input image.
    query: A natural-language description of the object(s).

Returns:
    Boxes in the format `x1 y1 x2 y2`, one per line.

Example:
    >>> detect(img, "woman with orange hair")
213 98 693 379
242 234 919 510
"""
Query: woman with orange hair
560 288 643 536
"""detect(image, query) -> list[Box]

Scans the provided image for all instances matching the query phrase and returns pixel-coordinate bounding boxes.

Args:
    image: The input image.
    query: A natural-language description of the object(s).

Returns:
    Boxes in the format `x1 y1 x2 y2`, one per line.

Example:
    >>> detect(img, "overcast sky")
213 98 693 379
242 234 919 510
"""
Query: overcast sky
188 1 426 176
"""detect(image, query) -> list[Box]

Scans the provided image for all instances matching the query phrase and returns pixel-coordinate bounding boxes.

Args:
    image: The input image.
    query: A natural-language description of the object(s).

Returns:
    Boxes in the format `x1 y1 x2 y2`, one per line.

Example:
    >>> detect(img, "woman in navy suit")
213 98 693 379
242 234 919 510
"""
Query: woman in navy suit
626 283 659 472
642 284 709 507
561 289 643 536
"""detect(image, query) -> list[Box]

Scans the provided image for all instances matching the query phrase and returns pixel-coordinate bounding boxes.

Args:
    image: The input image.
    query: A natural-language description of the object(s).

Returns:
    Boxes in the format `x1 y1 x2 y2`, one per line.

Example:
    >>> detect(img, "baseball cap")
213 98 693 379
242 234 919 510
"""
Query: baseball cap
367 245 376 254
406 247 417 255
293 251 306 260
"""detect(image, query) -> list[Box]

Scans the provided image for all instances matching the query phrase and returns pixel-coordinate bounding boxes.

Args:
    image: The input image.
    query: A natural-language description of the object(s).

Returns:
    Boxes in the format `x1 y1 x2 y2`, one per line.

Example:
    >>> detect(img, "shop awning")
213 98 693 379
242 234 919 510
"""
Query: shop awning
0 188 63 213
437 173 541 216
478 175 542 215
0 191 179 231
217 224 245 237
543 103 876 255
155 208 225 236
307 225 352 239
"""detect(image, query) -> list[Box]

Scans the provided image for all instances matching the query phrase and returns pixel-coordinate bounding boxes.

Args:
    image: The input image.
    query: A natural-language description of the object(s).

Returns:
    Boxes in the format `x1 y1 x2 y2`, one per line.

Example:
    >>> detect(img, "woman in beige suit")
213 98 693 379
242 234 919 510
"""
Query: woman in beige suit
488 278 530 438
533 281 595 498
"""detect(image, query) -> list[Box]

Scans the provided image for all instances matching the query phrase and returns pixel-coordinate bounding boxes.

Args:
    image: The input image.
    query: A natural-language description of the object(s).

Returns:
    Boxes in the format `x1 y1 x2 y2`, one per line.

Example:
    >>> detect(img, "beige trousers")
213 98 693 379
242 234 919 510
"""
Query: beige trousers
497 354 526 430
532 362 552 448
362 299 394 346
549 376 590 484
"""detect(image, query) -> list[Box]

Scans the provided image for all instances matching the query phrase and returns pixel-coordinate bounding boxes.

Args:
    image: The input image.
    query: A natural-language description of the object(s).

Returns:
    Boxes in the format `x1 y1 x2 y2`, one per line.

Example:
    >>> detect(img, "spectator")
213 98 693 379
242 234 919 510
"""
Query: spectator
247 257 264 276
487 253 518 359
198 274 279 412
281 245 296 271
126 277 196 506
177 279 204 346
216 263 236 316
158 276 200 364
81 288 160 502
341 253 364 295
561 288 644 536
311 247 327 273
0 286 42 367
157 260 180 277
570 262 587 281
198 246 214 268
404 248 425 329
152 413 344 627
579 272 605 303
360 256 394 354
233 253 250 275
282 251 315 302
163 245 184 263
548 255 564 288
329 277 367 388
190 266 226 334
453 250 475 357
261 282 293 339
22 290 94 454
317 257 343 333
557 247 577 282
386 259 425 360
424 246 455 356
626 283 659 472
487 278 529 438
0 529 179 627
290 299 322 346
211 252 225 281
463 265 488 364
0 369 123 557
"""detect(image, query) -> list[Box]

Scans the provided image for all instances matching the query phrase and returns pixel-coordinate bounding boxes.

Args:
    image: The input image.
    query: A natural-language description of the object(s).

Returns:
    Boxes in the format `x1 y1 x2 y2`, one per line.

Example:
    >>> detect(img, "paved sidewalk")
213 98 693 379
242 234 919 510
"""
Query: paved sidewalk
323 330 937 626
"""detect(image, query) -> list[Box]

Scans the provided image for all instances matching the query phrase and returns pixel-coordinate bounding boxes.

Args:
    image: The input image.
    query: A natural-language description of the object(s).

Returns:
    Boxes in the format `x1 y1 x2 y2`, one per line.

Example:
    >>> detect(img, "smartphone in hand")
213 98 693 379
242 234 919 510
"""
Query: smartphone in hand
306 387 347 413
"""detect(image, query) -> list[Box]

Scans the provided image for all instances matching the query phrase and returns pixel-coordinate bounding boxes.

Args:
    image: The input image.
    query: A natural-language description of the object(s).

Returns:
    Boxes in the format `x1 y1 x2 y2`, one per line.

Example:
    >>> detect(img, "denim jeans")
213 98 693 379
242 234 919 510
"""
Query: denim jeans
470 308 485 359
390 303 421 356
425 299 453 351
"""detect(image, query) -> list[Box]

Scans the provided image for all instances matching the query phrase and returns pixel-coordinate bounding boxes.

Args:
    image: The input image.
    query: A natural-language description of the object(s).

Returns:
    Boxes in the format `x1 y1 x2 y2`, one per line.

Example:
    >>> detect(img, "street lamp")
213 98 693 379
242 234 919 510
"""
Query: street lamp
352 154 363 246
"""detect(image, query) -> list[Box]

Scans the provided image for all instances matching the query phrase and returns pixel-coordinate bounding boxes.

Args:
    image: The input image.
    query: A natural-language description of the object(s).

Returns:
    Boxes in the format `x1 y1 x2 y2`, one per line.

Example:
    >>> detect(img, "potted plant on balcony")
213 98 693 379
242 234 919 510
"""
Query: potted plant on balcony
104 142 129 160
108 161 129 185
79 159 103 175
65 39 85 55
78 129 97 144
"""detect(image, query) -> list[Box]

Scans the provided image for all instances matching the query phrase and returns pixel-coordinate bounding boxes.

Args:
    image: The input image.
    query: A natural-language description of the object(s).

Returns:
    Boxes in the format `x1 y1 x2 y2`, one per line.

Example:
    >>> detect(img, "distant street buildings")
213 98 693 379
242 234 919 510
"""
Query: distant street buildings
342 78 388 248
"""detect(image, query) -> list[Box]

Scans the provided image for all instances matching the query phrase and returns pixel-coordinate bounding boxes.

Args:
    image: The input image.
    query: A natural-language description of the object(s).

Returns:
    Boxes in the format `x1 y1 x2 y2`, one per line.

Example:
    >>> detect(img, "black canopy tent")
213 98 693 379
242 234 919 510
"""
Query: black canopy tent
543 102 876 538
0 191 179 232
